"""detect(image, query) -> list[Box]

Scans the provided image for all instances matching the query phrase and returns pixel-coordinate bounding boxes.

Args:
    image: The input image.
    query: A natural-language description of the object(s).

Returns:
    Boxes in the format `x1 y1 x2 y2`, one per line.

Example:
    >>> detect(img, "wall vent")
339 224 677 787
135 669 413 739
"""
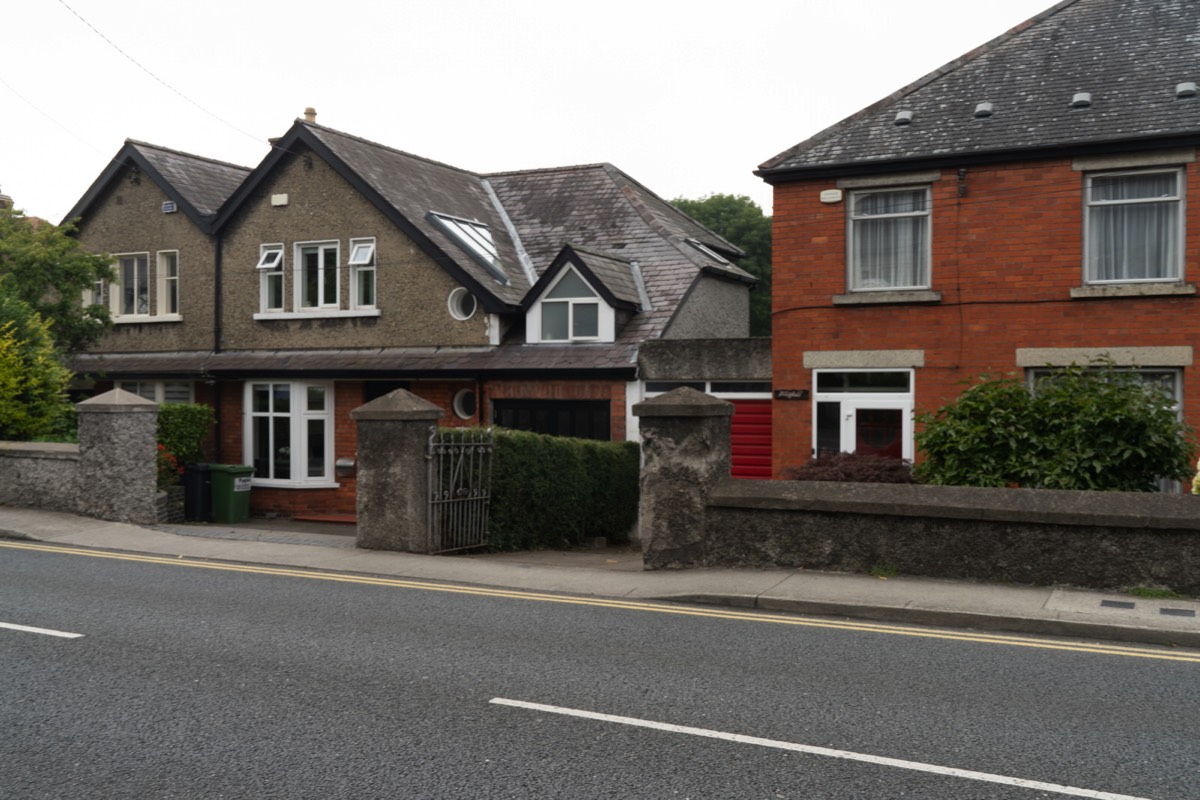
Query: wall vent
162 201 177 214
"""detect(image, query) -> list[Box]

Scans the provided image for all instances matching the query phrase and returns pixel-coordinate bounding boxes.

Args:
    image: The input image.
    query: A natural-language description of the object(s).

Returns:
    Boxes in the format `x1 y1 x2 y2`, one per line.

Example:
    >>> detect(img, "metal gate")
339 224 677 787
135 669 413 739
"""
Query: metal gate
427 427 494 553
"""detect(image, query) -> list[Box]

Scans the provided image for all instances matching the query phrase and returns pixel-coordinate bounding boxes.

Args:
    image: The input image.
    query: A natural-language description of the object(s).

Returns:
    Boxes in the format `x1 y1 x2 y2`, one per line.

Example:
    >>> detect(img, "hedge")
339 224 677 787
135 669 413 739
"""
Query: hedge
475 427 640 551
157 402 215 466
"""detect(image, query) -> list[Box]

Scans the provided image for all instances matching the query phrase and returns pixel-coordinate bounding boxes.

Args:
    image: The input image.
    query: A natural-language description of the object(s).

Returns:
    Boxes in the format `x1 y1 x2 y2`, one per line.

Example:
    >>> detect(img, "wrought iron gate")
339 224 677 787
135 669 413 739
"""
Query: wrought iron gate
427 427 494 553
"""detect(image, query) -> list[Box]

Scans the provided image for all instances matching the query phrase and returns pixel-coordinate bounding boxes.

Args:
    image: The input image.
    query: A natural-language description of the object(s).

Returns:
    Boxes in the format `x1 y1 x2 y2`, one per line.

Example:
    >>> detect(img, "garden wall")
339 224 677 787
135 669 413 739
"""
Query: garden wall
635 388 1200 595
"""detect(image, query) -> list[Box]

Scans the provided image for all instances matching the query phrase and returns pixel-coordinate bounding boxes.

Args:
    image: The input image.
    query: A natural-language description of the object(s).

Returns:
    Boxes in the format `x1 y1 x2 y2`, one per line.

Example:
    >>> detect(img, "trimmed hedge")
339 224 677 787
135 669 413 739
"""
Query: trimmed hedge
480 427 640 551
157 403 215 466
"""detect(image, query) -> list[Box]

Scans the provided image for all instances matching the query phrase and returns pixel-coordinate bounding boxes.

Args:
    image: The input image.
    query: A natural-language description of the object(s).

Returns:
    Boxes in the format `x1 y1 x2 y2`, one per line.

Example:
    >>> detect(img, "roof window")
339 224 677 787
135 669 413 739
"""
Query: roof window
429 212 507 284
686 239 731 265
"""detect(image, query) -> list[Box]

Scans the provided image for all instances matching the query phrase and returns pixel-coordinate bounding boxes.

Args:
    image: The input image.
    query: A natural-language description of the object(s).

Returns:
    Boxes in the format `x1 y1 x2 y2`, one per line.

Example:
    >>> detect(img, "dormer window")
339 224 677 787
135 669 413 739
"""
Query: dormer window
540 268 600 341
429 212 507 284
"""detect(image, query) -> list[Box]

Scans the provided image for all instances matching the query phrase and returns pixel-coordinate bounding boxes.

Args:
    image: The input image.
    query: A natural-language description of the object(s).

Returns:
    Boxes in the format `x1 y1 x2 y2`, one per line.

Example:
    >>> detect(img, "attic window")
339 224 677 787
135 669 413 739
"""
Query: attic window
429 212 507 284
687 239 730 265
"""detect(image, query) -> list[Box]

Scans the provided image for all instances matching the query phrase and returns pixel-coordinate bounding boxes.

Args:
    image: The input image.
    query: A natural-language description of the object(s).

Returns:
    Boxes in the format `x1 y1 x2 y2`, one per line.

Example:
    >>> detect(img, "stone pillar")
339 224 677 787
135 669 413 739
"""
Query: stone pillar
76 388 159 524
351 389 444 552
632 387 733 569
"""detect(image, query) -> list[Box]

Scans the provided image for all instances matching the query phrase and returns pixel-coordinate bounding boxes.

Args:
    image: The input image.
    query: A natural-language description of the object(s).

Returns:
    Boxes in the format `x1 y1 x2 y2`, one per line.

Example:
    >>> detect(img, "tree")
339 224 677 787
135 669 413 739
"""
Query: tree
672 194 772 336
914 362 1196 492
0 205 112 355
0 286 73 440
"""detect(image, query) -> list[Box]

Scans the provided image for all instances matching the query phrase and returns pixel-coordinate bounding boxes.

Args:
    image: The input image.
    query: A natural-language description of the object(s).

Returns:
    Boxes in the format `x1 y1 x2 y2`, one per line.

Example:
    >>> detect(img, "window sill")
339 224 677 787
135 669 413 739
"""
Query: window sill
250 479 340 490
1070 283 1196 299
113 314 183 324
253 309 381 321
832 290 941 306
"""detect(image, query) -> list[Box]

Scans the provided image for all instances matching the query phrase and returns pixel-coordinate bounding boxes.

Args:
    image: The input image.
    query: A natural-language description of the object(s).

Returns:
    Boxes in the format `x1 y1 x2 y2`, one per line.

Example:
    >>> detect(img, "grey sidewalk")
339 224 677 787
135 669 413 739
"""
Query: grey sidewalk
2 506 1198 649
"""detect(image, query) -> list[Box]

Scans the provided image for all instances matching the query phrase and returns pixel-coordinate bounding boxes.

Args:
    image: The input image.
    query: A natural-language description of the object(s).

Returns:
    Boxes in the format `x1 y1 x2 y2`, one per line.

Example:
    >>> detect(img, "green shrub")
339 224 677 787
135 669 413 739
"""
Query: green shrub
157 403 215 465
483 427 639 551
915 362 1196 491
0 288 73 441
784 452 914 483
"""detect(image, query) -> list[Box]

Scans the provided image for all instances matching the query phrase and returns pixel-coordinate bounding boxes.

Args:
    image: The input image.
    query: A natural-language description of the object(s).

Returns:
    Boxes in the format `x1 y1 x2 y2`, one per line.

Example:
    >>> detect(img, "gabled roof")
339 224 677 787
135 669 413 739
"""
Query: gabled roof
215 121 530 312
524 244 643 312
758 0 1200 180
487 163 755 349
63 140 250 229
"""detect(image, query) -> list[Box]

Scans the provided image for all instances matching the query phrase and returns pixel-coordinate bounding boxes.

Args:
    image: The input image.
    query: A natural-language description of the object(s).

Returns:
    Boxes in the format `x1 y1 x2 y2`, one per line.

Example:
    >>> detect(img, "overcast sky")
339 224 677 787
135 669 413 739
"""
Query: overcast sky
4 0 1055 223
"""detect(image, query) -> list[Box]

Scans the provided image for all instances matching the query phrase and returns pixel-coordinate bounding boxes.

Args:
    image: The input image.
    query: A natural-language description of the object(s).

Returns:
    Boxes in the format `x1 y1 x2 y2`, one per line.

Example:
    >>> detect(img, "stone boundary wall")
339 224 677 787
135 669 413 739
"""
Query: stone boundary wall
636 387 1200 595
0 442 80 514
706 479 1200 595
0 389 160 524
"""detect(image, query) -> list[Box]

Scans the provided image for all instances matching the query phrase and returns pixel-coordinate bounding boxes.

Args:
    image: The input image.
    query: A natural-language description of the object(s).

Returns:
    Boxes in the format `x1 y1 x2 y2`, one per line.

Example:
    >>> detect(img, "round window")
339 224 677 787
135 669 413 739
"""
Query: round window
452 388 477 420
448 287 477 321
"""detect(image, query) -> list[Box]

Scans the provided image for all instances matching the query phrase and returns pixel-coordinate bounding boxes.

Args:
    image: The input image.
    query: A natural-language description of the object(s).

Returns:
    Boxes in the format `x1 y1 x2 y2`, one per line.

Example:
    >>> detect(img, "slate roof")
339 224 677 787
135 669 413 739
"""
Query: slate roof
487 163 754 349
63 141 250 229
758 0 1200 179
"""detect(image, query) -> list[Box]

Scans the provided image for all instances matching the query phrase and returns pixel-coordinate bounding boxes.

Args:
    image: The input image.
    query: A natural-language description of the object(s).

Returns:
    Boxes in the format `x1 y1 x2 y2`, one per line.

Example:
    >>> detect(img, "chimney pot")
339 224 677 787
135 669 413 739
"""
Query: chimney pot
304 107 317 123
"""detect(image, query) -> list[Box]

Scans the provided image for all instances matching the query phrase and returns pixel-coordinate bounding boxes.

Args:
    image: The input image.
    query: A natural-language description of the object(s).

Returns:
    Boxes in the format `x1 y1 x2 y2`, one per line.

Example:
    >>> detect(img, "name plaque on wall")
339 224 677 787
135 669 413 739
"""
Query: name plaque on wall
773 389 809 401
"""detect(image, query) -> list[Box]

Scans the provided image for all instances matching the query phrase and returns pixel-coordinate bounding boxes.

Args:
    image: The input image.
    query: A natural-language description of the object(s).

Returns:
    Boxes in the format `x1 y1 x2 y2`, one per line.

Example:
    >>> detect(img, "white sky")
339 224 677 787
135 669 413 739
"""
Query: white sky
3 0 1054 223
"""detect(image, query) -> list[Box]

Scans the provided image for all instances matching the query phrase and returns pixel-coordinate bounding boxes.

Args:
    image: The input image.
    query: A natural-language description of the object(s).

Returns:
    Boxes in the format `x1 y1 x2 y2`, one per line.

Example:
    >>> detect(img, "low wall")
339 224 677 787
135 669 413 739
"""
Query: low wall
635 387 1200 594
0 442 80 513
0 389 160 524
705 479 1200 595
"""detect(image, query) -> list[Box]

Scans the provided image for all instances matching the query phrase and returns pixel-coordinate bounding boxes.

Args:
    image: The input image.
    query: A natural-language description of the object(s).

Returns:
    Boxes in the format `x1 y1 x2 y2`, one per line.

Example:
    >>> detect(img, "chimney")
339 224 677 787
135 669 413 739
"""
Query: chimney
304 107 317 123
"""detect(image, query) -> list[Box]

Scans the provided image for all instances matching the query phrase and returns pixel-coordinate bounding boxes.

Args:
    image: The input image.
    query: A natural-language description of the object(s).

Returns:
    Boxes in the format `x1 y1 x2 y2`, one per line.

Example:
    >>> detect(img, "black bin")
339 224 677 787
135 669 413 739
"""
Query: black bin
183 464 213 522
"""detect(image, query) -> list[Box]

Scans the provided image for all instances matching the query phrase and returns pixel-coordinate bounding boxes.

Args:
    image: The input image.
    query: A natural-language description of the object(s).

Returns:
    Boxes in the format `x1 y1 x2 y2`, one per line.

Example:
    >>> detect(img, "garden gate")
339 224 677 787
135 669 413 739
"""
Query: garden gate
426 427 494 553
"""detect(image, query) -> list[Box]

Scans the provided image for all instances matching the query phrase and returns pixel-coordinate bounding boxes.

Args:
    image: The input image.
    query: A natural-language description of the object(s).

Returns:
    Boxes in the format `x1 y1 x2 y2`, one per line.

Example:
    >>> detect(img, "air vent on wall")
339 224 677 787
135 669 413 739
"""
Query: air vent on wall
162 201 177 213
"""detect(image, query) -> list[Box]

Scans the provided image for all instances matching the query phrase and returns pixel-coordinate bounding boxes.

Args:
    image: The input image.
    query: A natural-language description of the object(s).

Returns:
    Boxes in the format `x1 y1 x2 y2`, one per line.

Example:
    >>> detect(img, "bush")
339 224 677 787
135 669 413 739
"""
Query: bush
915 362 1196 491
784 452 914 483
157 403 215 465
484 427 639 551
0 288 73 441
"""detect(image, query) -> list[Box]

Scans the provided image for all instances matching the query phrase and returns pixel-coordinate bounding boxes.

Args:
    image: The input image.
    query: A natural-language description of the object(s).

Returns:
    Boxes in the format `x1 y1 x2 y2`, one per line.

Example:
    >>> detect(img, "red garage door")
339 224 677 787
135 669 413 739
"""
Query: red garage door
730 399 772 479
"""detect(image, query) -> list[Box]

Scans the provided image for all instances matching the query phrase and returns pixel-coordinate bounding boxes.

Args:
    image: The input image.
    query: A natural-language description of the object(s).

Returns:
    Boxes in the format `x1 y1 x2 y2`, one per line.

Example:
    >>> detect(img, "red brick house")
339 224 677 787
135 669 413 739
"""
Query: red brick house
67 114 756 516
756 0 1200 478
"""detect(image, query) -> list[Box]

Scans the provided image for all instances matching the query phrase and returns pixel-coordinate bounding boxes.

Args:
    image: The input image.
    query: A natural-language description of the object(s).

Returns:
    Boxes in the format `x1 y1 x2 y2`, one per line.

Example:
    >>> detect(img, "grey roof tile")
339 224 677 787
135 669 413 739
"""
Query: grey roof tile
759 0 1200 176
128 141 250 218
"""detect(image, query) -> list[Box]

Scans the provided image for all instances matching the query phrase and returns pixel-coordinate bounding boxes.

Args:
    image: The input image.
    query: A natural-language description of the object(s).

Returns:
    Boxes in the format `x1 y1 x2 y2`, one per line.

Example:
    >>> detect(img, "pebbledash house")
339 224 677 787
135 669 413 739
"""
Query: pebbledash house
757 0 1200 480
66 112 759 517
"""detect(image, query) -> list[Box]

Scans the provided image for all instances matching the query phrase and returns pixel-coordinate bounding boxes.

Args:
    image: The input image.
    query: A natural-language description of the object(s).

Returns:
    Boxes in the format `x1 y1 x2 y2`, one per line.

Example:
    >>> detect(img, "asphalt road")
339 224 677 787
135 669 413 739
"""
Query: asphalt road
3 545 1198 799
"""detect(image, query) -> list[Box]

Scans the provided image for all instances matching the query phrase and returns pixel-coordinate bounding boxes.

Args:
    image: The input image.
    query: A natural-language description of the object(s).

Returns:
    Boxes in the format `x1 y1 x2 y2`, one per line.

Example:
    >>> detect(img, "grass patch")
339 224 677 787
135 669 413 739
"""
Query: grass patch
1125 586 1191 600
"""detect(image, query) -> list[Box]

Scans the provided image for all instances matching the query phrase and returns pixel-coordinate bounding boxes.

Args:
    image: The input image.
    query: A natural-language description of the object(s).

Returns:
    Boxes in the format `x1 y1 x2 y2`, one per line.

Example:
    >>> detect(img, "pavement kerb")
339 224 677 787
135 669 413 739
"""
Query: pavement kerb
647 594 1200 649
3 508 1198 651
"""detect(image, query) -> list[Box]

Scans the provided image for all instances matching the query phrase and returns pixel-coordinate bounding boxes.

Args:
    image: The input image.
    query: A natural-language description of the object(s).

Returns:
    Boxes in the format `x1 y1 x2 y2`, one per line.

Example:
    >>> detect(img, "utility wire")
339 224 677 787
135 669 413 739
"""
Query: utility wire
57 0 265 146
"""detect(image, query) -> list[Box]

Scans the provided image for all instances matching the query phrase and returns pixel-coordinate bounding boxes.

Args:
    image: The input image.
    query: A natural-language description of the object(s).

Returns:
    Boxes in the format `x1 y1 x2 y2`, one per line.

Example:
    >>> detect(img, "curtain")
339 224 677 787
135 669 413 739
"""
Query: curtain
1089 173 1178 281
851 189 929 289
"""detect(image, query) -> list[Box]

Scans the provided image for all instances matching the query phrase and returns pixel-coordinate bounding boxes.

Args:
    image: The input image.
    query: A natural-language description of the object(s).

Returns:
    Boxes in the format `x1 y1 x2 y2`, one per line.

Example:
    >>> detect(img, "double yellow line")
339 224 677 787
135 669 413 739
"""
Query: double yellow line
5 540 1199 664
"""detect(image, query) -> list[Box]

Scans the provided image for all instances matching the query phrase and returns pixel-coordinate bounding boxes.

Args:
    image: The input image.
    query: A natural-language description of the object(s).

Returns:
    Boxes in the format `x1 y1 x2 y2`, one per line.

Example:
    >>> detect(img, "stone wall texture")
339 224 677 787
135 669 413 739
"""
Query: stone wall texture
0 443 79 513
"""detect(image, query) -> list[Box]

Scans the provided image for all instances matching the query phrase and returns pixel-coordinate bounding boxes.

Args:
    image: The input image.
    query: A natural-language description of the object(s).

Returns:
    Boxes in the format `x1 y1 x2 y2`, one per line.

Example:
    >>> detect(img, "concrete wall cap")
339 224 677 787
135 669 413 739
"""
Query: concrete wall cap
351 388 445 421
633 386 734 418
76 387 158 413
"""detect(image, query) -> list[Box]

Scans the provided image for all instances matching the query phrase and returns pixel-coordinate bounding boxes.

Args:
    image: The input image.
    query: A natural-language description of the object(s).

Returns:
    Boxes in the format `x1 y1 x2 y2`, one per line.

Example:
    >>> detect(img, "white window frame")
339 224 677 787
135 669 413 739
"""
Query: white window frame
1084 168 1184 285
532 267 607 343
155 250 180 319
83 278 105 308
295 241 340 310
812 369 915 460
257 244 285 313
244 380 336 488
847 186 932 291
348 238 376 310
111 253 150 318
118 380 194 404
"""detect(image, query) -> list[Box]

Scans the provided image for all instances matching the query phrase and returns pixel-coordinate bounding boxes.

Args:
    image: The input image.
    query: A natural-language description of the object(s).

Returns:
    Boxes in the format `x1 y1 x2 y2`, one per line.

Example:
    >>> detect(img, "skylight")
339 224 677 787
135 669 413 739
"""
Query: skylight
429 212 507 283
687 239 731 265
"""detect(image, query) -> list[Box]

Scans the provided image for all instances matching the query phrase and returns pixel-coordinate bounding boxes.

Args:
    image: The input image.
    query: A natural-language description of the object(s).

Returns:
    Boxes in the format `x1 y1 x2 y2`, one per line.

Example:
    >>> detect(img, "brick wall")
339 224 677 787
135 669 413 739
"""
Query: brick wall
771 157 1200 474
